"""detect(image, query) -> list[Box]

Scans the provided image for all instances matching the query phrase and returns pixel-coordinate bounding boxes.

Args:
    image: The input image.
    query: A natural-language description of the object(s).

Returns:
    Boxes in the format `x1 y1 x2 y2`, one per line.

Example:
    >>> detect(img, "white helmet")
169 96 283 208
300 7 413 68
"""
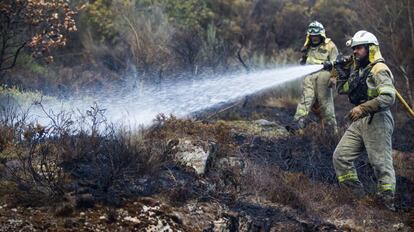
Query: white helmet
346 30 379 47
307 21 325 35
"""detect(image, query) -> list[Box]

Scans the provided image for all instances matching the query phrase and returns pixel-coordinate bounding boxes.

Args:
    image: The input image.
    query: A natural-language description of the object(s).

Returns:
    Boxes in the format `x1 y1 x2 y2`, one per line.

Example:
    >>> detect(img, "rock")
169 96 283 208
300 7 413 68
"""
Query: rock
142 205 151 213
11 208 17 212
217 157 245 175
124 216 141 224
238 214 253 231
168 139 215 175
392 223 405 230
117 208 129 217
331 219 363 231
254 119 277 127
211 214 239 232
212 218 227 231
146 218 174 232
253 119 289 136
79 212 86 217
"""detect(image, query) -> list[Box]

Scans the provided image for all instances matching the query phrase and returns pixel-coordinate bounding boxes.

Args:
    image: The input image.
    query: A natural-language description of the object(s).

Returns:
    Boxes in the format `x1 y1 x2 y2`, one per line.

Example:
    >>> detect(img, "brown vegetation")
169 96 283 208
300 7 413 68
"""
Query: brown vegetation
0 0 77 78
0 0 412 104
0 100 413 230
0 0 413 231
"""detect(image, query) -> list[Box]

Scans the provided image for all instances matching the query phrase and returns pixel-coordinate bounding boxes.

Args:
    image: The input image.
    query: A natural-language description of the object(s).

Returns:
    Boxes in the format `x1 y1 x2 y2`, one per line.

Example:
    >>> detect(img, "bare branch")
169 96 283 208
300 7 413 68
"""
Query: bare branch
0 42 26 71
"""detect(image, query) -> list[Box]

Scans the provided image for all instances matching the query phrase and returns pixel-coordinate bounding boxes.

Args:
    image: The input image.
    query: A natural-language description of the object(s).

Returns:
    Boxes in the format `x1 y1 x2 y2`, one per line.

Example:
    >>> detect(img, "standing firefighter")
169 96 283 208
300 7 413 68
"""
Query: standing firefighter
332 30 396 211
292 21 338 131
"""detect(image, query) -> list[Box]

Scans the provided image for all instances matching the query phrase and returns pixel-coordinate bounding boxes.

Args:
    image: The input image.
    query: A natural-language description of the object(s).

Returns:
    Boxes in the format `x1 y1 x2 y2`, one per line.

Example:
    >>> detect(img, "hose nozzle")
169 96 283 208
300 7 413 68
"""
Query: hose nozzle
322 54 352 71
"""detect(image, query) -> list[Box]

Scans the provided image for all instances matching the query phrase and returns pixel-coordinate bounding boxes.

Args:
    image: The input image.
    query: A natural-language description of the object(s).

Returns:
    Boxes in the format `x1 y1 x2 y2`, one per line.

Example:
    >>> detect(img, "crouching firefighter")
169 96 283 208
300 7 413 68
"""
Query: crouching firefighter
290 21 338 133
325 31 397 211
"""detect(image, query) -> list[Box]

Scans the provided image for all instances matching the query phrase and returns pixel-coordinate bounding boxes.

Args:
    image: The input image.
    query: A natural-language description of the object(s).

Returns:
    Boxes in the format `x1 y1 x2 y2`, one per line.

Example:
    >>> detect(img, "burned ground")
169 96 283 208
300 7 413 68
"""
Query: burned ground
0 95 413 231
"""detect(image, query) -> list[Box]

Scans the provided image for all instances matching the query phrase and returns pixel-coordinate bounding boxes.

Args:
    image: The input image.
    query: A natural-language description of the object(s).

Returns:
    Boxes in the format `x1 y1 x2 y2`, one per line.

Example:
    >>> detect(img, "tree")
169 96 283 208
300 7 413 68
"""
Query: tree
163 0 213 31
310 0 358 50
84 0 116 42
355 0 414 108
115 1 174 76
0 0 77 78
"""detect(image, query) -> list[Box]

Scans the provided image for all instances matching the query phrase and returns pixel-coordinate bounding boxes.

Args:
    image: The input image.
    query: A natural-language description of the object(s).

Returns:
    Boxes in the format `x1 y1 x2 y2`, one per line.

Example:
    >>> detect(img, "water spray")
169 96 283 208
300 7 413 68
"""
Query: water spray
30 65 323 128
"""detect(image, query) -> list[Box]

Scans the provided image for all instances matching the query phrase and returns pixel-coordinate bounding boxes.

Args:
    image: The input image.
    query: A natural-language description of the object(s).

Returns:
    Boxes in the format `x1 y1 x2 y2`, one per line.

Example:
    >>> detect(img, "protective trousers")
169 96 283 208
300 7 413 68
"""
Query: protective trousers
294 70 337 128
333 110 396 194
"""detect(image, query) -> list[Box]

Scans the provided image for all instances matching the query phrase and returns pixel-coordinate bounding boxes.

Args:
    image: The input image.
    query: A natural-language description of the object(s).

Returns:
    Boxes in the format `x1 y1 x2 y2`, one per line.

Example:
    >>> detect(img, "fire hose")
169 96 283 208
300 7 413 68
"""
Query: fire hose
396 91 414 119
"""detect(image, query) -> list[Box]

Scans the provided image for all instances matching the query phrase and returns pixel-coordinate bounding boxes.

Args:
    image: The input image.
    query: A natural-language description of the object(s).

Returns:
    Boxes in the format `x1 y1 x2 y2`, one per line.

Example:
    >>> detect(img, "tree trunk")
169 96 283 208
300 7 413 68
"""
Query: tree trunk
408 0 414 48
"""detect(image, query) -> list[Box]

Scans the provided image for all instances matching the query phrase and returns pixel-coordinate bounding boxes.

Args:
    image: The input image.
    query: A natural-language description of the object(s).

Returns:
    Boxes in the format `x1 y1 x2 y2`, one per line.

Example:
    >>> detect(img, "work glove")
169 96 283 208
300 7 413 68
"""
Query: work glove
347 99 382 122
323 61 333 71
347 105 368 122
299 47 308 65
328 77 336 88
300 46 308 54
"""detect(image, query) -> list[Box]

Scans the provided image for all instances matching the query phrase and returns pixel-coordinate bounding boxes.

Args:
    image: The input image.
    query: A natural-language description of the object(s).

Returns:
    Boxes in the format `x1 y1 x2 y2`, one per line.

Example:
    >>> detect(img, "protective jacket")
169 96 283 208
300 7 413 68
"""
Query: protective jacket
294 32 338 129
303 37 338 65
333 44 396 196
337 45 395 113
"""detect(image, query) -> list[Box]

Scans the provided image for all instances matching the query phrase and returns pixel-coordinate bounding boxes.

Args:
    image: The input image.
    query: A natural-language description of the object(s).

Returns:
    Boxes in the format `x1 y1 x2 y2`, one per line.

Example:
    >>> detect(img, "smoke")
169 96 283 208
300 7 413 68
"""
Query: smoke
31 65 322 128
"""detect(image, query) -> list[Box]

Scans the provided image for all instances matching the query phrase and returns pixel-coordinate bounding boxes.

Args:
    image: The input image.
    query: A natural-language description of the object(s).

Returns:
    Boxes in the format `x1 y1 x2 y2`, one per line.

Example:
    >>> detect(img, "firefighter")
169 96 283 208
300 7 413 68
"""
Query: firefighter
332 30 396 211
293 21 338 132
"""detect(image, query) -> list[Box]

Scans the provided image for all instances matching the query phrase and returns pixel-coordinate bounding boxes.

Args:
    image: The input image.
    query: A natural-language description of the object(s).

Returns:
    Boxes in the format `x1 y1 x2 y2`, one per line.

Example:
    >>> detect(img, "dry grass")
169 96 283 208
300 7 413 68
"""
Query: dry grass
149 114 236 158
0 106 239 207
0 105 160 206
0 99 412 231
261 97 298 108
